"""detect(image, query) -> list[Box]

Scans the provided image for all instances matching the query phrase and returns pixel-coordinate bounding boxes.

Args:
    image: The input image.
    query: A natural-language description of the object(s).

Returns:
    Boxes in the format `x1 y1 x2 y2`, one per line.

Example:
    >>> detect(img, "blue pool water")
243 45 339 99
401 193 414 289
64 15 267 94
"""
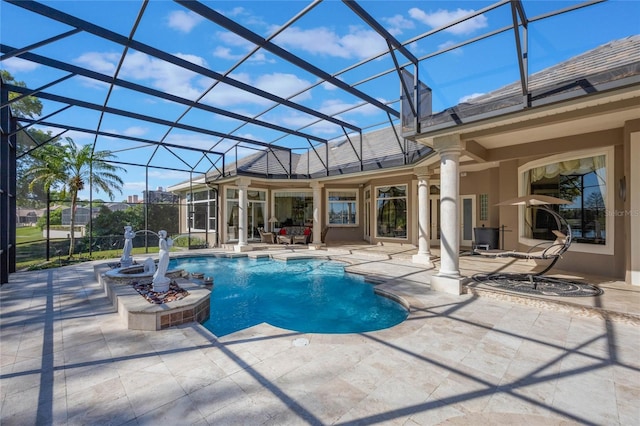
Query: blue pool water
168 256 408 337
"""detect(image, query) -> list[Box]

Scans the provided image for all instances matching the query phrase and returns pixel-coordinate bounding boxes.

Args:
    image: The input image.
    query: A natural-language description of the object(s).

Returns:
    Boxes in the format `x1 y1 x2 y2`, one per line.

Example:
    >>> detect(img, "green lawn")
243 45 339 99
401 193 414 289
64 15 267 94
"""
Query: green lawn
16 244 162 271
16 226 43 243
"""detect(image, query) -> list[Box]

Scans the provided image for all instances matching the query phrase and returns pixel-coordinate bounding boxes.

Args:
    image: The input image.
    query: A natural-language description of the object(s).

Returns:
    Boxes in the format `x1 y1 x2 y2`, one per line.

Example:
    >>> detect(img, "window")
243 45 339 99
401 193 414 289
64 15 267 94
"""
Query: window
376 185 407 238
479 194 489 221
520 147 613 253
187 190 217 231
328 190 357 225
273 191 313 227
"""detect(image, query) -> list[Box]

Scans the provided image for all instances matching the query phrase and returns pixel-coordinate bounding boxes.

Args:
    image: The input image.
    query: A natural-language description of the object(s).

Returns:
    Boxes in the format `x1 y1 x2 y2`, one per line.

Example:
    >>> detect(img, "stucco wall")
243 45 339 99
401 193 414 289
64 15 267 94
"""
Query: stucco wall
460 167 501 229
490 130 627 279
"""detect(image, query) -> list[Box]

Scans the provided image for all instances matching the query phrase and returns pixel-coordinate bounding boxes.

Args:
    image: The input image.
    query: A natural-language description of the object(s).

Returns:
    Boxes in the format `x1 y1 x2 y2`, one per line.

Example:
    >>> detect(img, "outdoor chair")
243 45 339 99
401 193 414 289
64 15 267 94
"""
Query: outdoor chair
472 195 574 289
475 229 571 275
258 227 275 244
293 231 311 244
277 234 293 245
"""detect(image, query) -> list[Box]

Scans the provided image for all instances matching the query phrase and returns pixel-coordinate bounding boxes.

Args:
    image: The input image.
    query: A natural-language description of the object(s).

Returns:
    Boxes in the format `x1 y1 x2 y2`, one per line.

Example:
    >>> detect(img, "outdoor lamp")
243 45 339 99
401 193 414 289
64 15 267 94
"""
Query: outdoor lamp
268 216 278 231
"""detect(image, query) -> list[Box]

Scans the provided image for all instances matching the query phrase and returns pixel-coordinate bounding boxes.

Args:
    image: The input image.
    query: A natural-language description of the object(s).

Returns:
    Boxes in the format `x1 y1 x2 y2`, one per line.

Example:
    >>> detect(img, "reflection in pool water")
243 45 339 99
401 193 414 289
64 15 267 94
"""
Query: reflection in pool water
168 256 408 337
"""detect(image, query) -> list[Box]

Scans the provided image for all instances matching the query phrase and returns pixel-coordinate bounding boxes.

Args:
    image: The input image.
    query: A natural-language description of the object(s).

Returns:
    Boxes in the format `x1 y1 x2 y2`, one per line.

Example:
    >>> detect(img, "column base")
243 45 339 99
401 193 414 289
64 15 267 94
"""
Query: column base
430 274 464 295
234 244 253 253
308 243 324 250
412 253 434 268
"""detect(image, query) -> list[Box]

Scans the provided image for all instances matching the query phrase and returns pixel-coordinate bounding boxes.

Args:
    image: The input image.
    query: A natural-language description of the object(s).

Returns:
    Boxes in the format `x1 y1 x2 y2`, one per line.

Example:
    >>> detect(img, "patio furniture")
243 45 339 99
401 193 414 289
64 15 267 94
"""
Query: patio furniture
476 229 571 273
293 231 311 244
276 226 310 245
258 227 275 244
277 234 293 245
473 195 574 289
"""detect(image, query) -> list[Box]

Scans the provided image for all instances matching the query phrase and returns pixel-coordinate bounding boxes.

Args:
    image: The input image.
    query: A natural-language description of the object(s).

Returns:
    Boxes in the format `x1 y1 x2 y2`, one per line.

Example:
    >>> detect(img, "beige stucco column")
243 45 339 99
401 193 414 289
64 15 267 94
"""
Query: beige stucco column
235 178 251 252
430 134 464 294
310 182 323 249
412 167 434 267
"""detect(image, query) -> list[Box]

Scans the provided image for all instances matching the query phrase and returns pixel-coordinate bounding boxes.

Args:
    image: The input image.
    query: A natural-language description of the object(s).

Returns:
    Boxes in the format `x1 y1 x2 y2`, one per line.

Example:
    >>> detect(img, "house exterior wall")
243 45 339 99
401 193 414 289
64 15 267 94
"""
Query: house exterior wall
498 160 520 251
460 168 500 229
170 119 636 282
625 119 640 285
484 129 627 279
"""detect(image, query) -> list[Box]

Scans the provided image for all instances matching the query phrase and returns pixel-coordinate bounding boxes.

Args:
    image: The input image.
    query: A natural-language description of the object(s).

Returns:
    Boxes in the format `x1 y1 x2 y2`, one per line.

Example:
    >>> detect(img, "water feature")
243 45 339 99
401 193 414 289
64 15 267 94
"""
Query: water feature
152 230 172 292
106 228 181 283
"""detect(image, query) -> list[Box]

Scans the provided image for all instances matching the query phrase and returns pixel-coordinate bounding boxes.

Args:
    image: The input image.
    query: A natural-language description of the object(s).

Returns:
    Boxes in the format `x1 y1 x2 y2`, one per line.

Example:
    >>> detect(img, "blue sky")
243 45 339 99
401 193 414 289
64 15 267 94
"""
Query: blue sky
2 0 638 202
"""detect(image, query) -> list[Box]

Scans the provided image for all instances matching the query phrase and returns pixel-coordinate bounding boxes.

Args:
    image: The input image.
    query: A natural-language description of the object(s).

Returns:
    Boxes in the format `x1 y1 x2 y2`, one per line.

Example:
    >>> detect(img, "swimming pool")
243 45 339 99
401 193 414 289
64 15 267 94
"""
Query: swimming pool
168 256 408 337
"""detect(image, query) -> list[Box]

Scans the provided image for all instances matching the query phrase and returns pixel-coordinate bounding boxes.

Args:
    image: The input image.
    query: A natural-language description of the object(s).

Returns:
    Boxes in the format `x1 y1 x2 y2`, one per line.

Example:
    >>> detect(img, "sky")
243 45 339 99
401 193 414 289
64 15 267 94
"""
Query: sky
2 0 639 203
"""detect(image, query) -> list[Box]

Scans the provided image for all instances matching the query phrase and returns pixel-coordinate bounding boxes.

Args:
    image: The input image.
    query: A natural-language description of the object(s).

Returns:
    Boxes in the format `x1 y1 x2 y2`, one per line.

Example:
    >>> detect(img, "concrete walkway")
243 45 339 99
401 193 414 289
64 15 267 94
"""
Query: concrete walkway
1 246 639 425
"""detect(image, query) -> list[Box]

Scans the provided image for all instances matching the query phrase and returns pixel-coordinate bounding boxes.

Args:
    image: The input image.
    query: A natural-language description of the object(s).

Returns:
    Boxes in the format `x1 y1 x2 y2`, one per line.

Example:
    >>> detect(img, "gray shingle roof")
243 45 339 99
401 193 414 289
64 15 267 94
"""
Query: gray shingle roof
206 36 639 182
422 35 640 128
209 125 431 180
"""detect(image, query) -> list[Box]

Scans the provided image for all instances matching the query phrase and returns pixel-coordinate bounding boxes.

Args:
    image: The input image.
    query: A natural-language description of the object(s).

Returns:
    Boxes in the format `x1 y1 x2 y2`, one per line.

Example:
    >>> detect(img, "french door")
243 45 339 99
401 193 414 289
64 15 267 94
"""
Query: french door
429 194 475 247
460 195 476 247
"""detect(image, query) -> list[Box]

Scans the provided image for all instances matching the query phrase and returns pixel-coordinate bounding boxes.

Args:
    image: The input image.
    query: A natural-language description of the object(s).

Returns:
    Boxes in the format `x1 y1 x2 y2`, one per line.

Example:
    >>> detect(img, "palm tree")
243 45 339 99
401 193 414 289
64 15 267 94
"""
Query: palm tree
28 137 125 257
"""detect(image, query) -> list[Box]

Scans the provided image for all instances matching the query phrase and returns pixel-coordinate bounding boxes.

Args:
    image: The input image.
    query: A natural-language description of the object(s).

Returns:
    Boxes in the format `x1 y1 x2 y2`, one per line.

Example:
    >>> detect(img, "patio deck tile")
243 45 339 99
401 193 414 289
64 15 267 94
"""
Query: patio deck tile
1 244 638 425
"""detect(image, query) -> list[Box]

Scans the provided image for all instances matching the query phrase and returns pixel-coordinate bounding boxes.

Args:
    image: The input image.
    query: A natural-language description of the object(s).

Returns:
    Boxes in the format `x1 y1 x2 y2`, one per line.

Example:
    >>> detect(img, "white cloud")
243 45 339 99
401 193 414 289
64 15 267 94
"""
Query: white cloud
75 52 120 74
212 46 240 61
278 112 318 129
383 14 415 37
122 126 148 137
75 50 211 100
147 170 191 181
164 132 221 150
226 7 246 17
409 8 488 35
274 26 386 60
201 72 312 107
167 10 204 33
319 98 383 117
438 40 462 53
36 125 92 143
254 73 311 100
1 57 40 73
211 31 274 64
216 31 253 49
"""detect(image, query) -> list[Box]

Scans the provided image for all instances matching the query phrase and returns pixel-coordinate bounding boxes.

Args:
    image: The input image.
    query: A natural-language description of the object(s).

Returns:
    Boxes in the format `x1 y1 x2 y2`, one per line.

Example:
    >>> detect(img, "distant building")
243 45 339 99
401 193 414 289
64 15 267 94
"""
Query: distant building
61 206 101 225
105 202 131 212
143 187 179 204
15 208 45 226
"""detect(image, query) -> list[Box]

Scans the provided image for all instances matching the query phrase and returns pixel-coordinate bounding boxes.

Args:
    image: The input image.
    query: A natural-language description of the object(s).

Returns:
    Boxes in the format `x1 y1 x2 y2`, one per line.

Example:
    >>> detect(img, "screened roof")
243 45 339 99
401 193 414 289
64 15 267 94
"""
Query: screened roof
2 0 639 187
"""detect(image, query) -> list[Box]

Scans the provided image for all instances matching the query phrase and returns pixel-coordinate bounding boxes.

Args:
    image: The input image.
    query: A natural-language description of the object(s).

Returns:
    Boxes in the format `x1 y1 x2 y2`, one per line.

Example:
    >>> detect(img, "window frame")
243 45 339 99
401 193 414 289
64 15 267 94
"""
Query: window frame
187 189 217 233
271 189 313 227
518 146 614 255
374 184 408 240
326 189 359 227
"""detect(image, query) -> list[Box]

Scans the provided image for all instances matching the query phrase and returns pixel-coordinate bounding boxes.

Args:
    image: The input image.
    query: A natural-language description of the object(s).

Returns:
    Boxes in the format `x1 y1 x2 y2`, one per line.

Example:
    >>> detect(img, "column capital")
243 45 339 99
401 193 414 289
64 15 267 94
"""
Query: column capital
310 181 324 190
433 134 465 155
236 177 251 188
413 165 433 177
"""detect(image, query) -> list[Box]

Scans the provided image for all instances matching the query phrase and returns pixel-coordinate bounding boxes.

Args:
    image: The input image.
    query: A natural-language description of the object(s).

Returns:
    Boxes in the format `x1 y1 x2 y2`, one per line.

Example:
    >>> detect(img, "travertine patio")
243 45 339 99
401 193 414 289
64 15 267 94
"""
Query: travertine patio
1 244 638 425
